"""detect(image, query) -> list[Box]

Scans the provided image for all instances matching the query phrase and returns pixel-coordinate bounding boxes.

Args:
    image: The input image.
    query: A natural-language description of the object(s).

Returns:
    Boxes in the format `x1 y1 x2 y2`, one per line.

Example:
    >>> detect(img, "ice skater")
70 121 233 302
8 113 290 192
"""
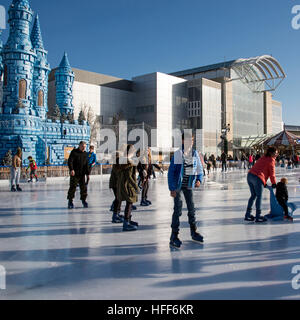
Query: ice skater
168 132 204 248
116 145 139 231
244 147 277 223
109 151 125 223
27 156 38 182
276 178 293 222
67 141 89 209
86 145 97 185
137 149 152 207
10 148 22 192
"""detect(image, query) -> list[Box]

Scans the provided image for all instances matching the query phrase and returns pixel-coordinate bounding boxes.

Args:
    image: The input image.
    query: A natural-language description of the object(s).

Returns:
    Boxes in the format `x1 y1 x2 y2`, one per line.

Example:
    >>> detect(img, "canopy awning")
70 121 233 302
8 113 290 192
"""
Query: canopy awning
231 55 286 93
263 130 300 147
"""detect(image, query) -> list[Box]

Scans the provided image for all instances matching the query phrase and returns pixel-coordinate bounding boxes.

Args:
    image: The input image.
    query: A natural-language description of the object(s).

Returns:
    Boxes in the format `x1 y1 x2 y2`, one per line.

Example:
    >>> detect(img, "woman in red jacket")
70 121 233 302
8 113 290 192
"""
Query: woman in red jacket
245 147 277 223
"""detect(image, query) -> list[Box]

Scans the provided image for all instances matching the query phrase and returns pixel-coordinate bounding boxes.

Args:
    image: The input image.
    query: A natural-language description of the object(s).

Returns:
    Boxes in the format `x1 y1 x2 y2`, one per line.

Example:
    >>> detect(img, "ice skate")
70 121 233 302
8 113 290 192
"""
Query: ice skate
140 199 149 207
169 232 182 249
244 215 255 222
11 185 17 192
191 226 204 243
68 201 74 209
16 185 22 192
123 220 138 232
112 213 123 224
82 200 88 208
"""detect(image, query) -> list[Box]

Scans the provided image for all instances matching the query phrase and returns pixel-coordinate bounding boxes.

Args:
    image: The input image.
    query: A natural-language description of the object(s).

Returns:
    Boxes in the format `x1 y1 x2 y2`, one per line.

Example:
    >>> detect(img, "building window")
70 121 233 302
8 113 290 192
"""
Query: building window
38 90 44 107
19 79 27 100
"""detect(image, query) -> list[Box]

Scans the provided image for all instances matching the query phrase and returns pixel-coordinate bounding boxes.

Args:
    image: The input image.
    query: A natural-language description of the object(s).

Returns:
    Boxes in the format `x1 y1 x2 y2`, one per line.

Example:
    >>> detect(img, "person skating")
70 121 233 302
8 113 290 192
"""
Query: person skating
116 145 139 231
109 151 126 223
137 149 152 206
11 148 22 192
168 132 204 248
276 178 293 222
241 153 247 170
67 141 89 209
221 152 227 172
245 147 277 223
248 154 254 169
207 161 212 176
86 145 97 185
27 156 38 182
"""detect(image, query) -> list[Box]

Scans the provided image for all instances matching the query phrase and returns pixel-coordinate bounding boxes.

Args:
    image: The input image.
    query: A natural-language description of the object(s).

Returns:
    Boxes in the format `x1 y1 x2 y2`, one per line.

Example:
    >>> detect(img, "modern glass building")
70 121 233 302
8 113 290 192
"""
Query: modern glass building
47 55 286 155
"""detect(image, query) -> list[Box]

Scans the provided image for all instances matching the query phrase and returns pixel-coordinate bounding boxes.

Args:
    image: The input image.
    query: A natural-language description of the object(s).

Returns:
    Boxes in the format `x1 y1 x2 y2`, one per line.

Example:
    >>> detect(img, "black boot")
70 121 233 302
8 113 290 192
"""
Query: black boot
170 231 182 248
82 200 88 208
190 225 204 243
68 200 74 209
16 185 22 192
11 185 17 192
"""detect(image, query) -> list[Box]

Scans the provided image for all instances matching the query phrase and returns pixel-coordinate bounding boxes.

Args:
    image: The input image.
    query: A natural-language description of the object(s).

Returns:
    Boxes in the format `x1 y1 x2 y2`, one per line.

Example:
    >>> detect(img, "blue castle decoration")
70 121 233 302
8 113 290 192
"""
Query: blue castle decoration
0 0 90 165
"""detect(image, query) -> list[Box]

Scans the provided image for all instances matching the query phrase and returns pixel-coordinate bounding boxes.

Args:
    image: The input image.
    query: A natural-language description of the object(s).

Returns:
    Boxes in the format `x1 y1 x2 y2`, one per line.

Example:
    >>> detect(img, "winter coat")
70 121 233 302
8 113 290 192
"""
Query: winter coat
249 156 276 186
221 153 227 163
168 149 204 192
276 182 288 203
68 148 89 177
117 163 138 203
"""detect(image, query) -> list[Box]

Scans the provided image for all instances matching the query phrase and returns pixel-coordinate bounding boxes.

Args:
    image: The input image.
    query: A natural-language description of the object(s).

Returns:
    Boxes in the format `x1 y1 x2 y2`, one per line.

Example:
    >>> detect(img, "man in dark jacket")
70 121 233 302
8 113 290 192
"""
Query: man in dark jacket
67 141 89 209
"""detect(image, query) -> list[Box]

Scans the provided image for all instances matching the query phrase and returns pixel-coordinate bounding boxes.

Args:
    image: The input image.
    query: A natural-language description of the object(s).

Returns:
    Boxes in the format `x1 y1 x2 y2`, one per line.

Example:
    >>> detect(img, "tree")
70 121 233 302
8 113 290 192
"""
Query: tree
78 110 86 125
3 150 12 166
60 113 67 122
52 105 61 121
67 112 74 123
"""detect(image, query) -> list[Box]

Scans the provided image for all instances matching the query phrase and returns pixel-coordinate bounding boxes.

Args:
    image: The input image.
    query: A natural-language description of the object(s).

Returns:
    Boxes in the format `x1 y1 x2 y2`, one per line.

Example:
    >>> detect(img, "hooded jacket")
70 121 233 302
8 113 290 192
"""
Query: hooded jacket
168 149 204 192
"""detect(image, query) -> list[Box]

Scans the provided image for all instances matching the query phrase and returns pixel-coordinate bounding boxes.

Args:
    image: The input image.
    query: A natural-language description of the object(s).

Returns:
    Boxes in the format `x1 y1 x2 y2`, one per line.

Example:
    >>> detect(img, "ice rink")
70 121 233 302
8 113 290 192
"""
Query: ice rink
0 168 300 300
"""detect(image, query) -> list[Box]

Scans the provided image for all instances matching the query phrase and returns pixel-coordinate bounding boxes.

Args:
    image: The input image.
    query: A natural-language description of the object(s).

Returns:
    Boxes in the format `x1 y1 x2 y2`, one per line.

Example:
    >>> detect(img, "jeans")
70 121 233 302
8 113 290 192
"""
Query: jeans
11 167 21 186
246 173 264 219
222 162 227 172
171 188 196 233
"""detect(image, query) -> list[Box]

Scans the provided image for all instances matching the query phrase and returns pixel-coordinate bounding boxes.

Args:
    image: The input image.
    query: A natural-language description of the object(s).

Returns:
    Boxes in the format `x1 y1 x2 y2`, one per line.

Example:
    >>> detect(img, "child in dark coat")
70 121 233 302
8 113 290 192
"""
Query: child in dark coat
276 178 293 221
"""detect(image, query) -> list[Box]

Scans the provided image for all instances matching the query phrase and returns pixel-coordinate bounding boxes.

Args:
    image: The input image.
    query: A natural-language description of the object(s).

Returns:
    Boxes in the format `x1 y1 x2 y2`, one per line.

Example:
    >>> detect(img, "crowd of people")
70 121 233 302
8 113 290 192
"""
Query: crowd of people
7 137 298 248
201 151 300 175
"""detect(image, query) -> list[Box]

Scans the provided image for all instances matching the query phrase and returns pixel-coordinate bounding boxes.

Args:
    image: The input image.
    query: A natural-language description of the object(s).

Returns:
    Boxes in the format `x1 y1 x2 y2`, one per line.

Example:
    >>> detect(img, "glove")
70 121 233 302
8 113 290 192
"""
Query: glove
272 184 277 189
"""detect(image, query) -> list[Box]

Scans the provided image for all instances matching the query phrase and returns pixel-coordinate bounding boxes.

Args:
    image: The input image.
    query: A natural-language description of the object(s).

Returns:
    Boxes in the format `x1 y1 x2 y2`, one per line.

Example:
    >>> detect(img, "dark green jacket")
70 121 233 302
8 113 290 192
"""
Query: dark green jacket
117 163 138 203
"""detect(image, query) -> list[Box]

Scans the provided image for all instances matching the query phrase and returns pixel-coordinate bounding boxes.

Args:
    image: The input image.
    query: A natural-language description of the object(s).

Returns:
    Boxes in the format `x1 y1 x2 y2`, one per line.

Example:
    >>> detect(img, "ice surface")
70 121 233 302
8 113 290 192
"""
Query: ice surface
0 168 299 300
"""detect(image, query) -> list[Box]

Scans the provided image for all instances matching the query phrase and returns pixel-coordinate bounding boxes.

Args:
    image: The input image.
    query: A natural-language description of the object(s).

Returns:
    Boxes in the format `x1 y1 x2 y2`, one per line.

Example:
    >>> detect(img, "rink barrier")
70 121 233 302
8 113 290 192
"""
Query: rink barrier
0 163 170 180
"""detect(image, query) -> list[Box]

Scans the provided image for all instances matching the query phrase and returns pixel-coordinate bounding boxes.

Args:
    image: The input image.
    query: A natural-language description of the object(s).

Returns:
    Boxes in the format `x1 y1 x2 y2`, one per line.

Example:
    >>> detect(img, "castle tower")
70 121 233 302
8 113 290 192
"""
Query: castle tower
31 15 50 119
2 0 36 114
55 52 75 117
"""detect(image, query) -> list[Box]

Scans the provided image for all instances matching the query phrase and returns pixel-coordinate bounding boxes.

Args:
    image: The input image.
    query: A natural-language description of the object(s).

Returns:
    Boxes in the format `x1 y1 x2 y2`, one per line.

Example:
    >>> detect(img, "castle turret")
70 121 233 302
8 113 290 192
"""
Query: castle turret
31 15 50 120
55 52 75 117
2 0 36 114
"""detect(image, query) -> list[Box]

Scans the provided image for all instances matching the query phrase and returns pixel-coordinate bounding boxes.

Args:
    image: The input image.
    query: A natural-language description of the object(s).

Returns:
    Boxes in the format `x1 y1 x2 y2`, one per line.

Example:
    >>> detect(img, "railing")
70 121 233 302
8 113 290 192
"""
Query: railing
0 164 113 180
0 163 171 180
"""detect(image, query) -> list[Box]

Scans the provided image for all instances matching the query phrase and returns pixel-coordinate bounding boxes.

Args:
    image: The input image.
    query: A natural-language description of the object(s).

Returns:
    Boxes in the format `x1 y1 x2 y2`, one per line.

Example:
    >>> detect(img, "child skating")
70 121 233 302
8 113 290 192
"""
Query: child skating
116 145 139 231
168 132 204 248
27 156 38 182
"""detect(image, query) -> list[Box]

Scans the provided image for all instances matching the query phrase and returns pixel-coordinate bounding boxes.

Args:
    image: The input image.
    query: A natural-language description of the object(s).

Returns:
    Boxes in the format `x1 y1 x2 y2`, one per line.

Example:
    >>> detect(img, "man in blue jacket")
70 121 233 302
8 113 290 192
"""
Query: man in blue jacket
168 132 204 248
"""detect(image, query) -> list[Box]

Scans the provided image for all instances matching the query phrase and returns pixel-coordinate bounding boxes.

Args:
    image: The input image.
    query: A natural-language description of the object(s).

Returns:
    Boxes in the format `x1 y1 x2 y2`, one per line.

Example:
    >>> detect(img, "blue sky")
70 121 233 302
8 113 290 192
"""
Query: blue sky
1 0 299 124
